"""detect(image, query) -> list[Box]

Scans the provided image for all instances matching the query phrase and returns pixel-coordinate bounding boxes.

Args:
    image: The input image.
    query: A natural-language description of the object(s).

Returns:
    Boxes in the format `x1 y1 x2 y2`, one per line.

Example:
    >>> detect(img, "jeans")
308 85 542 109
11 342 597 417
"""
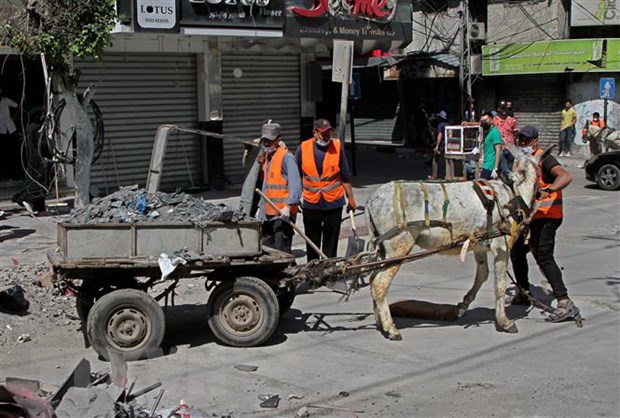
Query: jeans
510 218 568 299
302 207 343 261
500 149 514 173
559 127 575 154
262 217 295 254
480 168 493 180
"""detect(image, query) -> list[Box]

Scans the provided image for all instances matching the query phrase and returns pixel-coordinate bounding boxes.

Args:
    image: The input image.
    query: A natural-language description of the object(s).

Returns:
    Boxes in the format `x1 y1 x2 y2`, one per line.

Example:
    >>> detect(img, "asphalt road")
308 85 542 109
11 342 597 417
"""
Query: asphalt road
1 152 619 417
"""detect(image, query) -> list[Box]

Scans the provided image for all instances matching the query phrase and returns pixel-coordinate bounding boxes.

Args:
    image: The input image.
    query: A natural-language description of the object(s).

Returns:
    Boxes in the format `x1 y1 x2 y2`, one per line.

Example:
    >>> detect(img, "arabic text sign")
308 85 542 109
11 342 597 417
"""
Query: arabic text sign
571 0 620 27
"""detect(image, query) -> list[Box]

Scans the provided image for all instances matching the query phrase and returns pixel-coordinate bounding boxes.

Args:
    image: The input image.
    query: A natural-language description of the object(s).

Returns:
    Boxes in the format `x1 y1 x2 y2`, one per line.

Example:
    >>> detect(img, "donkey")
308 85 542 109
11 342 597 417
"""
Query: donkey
365 148 543 340
583 125 620 155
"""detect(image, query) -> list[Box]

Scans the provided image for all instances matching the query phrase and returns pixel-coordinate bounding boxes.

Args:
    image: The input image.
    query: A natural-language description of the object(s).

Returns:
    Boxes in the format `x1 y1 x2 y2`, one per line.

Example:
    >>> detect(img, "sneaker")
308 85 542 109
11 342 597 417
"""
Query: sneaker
566 152 572 157
511 290 532 305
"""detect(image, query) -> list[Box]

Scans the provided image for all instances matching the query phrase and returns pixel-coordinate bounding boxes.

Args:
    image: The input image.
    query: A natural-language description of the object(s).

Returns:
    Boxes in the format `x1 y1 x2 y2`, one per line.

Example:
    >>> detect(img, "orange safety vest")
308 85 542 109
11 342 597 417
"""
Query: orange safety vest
582 119 605 137
533 149 562 220
262 146 297 216
300 138 345 204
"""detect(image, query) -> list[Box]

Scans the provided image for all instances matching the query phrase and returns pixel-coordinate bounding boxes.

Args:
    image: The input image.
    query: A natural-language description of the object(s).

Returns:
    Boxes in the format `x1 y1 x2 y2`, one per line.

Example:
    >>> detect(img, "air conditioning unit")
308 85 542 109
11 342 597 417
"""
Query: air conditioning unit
469 22 486 41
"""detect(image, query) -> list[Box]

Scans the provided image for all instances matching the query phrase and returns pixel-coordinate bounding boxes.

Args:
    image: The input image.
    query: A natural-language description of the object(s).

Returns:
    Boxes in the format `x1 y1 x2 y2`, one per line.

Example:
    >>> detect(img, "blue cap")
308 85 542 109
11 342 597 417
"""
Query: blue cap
518 125 539 139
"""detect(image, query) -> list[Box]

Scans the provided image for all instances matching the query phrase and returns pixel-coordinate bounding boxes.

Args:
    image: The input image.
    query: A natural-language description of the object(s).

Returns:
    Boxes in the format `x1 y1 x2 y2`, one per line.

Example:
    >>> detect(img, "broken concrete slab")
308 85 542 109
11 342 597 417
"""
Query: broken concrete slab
55 386 116 418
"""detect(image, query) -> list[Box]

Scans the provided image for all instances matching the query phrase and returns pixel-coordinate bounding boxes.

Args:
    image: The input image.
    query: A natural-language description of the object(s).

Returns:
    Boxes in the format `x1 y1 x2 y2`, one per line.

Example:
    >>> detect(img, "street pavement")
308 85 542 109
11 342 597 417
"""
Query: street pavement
1 149 619 417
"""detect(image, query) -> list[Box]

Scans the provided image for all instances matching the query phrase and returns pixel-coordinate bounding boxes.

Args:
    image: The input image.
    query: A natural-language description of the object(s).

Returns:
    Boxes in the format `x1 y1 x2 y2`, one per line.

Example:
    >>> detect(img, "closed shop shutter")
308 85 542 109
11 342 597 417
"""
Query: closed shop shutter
497 74 564 149
221 53 300 185
352 70 400 142
76 54 199 194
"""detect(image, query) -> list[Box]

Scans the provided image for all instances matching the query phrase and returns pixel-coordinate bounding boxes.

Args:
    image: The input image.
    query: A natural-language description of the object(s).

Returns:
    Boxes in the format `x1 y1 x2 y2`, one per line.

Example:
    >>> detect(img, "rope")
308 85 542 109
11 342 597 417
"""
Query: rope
440 182 450 224
419 181 431 227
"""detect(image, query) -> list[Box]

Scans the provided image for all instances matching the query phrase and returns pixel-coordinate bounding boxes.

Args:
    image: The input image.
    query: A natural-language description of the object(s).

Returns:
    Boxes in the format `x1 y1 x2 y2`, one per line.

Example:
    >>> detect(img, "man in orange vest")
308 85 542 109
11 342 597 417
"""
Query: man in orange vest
581 111 606 157
509 126 579 322
257 120 301 254
295 119 357 261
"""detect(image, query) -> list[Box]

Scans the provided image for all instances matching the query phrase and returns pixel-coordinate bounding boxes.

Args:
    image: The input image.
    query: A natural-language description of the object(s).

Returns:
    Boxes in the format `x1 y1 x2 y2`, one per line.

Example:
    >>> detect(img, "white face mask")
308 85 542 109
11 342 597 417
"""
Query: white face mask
316 139 329 147
520 146 534 155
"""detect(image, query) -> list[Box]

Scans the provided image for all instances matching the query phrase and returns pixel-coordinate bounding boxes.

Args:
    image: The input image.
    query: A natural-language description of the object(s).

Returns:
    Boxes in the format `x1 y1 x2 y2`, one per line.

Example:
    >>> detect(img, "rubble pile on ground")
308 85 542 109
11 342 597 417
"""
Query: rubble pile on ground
67 185 253 227
0 262 77 346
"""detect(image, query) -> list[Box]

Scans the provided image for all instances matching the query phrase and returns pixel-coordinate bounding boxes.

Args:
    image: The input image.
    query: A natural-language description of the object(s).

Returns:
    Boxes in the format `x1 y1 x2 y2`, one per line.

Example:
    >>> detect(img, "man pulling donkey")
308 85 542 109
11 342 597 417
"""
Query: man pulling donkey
365 139 569 341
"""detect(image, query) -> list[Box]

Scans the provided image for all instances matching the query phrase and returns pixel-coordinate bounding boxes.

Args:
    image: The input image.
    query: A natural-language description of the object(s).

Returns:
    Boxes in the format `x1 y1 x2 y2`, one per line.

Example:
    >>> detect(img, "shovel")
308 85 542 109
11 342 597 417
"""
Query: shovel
345 210 365 257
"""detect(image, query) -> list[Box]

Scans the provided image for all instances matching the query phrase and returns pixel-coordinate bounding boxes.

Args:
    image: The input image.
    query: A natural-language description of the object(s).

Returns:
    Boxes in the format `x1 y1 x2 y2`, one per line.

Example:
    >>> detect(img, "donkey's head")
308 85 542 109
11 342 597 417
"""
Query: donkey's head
506 143 553 206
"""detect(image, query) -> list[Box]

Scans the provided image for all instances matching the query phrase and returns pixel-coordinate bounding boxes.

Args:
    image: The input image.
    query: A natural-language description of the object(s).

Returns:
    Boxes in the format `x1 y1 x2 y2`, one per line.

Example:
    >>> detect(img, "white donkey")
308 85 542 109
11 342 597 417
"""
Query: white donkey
365 148 544 340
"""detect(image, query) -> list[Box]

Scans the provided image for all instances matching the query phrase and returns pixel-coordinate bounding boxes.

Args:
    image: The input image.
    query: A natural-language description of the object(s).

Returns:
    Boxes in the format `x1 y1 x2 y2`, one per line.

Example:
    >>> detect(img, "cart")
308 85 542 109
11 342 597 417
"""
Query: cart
48 220 307 361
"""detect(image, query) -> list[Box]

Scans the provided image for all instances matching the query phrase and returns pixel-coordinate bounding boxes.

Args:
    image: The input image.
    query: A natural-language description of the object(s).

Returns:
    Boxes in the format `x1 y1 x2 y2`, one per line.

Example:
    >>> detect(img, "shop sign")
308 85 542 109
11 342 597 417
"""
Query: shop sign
571 0 619 27
137 0 177 29
180 0 284 29
285 0 412 41
482 39 620 75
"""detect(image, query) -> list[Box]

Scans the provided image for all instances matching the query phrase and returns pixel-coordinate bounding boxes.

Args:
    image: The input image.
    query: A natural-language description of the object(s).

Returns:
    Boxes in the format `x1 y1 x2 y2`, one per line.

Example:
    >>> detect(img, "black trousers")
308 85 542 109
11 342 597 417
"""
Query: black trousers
510 218 568 299
262 217 295 254
302 207 343 261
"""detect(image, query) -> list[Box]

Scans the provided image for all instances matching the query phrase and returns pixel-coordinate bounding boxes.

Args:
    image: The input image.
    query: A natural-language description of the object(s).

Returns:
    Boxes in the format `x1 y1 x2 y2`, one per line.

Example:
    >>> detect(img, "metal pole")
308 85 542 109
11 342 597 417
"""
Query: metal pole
337 43 352 144
604 98 608 125
349 100 357 176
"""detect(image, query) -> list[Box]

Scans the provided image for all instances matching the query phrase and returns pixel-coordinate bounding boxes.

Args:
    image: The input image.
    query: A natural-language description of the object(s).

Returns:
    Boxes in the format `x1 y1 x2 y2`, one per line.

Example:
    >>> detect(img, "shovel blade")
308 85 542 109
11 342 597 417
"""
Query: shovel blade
346 235 365 257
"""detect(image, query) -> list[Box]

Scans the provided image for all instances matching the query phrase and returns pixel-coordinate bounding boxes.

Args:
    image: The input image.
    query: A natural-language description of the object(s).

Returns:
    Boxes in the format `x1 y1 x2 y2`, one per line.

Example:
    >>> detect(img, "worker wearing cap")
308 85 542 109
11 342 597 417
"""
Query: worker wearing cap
509 125 579 322
257 121 301 254
295 119 356 261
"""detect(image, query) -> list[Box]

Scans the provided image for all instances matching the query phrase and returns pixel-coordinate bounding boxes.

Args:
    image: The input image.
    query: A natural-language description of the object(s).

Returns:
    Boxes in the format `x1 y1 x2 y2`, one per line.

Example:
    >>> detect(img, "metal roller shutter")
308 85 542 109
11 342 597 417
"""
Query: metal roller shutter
76 54 200 194
497 74 564 149
222 53 301 185
352 71 400 141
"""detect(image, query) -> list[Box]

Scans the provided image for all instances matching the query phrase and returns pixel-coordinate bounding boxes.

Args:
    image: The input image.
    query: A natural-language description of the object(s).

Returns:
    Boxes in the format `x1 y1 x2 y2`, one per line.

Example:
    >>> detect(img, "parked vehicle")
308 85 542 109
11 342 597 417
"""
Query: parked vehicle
585 150 620 191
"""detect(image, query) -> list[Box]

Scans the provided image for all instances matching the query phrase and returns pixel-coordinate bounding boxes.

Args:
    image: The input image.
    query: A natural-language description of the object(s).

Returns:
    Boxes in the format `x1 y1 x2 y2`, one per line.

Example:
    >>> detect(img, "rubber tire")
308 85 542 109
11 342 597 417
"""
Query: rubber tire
76 276 140 322
207 276 280 347
277 289 296 316
597 163 620 191
87 289 165 361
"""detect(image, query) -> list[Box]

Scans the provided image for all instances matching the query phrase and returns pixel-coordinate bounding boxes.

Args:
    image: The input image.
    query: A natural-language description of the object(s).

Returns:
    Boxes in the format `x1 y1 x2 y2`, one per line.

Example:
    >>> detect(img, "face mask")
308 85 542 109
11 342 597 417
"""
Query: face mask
520 146 534 155
480 121 491 129
316 139 329 147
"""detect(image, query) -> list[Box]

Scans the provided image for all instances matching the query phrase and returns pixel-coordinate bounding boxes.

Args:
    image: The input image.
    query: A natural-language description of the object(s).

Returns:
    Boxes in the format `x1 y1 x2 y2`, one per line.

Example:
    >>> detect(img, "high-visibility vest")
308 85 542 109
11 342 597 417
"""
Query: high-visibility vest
301 138 345 204
262 146 297 216
582 119 605 137
533 149 562 220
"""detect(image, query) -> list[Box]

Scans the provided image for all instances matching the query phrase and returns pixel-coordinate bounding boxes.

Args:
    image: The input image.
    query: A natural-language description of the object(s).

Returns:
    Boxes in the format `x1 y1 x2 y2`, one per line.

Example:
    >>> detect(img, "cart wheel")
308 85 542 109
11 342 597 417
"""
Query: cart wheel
76 276 140 322
277 289 296 316
207 276 280 347
87 289 165 361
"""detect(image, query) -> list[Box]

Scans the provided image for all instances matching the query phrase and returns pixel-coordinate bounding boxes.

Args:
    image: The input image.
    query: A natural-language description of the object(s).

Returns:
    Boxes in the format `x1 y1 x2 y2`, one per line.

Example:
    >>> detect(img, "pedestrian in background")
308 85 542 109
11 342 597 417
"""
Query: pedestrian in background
0 85 20 180
493 100 518 172
581 111 606 157
510 126 579 322
559 99 577 157
257 120 301 254
479 111 502 180
296 119 356 261
429 110 449 180
505 100 515 117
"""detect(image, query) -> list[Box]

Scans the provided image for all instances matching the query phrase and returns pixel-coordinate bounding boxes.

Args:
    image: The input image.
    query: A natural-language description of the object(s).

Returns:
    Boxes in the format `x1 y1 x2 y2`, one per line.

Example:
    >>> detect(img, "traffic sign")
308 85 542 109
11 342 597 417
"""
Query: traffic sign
599 77 615 99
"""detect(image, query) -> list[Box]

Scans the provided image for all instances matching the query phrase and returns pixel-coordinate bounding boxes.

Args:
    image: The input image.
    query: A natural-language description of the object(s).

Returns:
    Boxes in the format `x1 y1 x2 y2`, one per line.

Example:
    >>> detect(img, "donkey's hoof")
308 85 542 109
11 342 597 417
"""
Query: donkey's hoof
456 303 468 318
502 323 519 333
388 333 403 341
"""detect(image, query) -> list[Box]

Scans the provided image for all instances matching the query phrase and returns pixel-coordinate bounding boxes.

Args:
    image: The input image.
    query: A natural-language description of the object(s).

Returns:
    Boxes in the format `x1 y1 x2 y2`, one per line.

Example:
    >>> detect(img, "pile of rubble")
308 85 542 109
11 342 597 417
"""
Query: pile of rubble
0 262 77 347
67 186 252 227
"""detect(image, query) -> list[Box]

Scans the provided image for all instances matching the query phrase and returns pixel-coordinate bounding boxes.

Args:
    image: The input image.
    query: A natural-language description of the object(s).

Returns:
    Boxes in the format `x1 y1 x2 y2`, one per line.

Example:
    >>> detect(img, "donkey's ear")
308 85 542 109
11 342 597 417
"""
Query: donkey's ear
506 143 525 160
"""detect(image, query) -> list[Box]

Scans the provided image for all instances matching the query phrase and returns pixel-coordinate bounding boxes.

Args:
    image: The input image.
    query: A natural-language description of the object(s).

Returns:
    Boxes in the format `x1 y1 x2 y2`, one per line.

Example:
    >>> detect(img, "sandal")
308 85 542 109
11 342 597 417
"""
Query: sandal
510 290 531 306
545 300 579 323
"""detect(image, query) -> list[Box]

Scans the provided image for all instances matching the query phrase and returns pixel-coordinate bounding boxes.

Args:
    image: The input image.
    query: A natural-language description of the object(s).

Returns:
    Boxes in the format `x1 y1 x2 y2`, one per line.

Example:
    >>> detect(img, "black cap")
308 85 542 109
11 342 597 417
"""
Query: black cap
313 118 334 132
518 125 538 140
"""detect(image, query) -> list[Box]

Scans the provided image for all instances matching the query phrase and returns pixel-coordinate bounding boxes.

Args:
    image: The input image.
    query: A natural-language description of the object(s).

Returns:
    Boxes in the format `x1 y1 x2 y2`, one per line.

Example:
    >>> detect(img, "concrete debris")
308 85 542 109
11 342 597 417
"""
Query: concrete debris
296 406 310 417
68 186 253 227
259 394 279 408
0 284 30 312
55 386 116 418
17 334 31 343
158 253 188 280
287 394 304 400
0 263 77 347
233 364 258 372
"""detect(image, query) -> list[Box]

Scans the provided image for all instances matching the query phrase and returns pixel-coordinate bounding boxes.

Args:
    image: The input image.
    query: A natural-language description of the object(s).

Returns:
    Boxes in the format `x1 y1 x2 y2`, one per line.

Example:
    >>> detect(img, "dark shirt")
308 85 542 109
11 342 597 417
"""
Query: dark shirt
295 139 351 210
436 121 448 149
540 154 560 185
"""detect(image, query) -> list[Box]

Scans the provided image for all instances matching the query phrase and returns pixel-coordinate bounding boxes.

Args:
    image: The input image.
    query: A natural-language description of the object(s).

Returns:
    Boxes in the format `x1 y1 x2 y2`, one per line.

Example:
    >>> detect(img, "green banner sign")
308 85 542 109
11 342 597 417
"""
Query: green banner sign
482 38 620 75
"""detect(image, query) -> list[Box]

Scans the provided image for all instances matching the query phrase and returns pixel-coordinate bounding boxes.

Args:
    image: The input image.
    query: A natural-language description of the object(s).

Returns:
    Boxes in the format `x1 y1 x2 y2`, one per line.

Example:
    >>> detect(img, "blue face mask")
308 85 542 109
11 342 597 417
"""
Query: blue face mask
316 139 329 147
520 146 534 155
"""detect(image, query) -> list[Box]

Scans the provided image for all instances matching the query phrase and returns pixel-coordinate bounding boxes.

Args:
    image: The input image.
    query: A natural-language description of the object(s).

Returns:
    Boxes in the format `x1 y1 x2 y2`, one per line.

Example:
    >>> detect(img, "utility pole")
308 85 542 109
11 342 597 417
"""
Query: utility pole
459 0 472 120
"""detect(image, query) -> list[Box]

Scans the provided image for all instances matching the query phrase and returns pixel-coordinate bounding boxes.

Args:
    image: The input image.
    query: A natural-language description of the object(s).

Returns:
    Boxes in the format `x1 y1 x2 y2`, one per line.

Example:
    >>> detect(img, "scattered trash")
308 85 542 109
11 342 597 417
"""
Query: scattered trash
259 394 280 408
287 394 304 400
233 364 258 372
0 284 30 312
158 253 188 280
385 390 401 398
296 406 310 417
178 398 191 418
307 404 364 414
338 391 350 397
17 334 31 343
